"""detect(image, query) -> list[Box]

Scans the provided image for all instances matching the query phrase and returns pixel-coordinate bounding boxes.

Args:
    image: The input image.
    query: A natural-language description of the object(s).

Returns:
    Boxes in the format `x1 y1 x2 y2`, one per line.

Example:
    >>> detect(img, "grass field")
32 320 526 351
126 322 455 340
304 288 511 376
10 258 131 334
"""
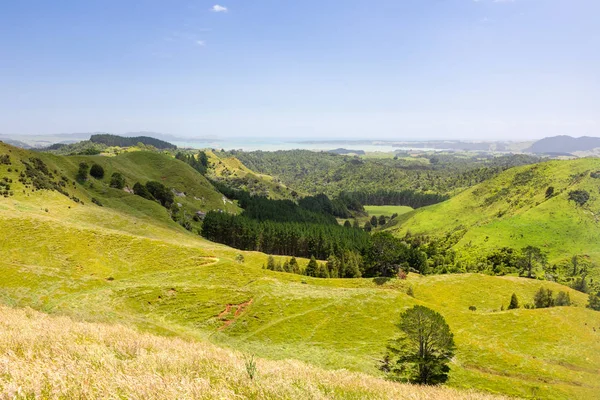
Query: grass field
2 143 600 399
0 305 510 400
364 205 414 217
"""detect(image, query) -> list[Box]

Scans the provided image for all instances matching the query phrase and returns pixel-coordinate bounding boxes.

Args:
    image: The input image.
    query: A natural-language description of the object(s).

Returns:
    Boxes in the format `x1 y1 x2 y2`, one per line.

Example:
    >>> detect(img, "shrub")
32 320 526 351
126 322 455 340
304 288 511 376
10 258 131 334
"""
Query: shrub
587 291 600 311
545 186 554 198
133 182 155 201
235 254 245 264
568 190 590 206
110 172 126 189
468 306 476 312
534 287 554 308
91 197 103 207
508 293 519 310
76 162 89 182
555 291 571 306
89 164 105 179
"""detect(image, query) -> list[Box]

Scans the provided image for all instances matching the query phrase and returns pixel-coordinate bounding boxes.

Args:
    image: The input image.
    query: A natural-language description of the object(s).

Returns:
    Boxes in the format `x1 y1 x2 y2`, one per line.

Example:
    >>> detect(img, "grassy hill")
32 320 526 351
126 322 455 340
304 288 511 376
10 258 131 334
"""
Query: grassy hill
206 150 299 199
387 158 600 269
0 141 238 233
1 143 600 399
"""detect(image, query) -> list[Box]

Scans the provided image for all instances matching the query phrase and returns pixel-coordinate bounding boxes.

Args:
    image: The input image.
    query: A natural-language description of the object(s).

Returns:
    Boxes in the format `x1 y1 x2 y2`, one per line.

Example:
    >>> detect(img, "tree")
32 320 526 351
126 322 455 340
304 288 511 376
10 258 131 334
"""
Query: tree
289 257 300 274
533 287 554 309
518 246 547 278
343 220 352 228
383 306 455 385
545 186 554 199
110 172 126 189
378 215 386 226
266 256 276 271
76 162 89 182
555 291 571 306
364 221 372 232
370 215 378 227
508 293 519 310
145 181 174 208
352 219 360 229
588 291 600 311
305 256 318 277
133 182 155 201
317 263 330 278
366 232 406 277
89 163 105 179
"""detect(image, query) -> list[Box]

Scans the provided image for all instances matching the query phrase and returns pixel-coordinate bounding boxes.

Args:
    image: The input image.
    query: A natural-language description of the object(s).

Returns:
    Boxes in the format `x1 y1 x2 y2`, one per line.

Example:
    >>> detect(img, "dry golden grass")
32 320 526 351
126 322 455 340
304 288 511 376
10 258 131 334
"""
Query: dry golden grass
0 306 510 400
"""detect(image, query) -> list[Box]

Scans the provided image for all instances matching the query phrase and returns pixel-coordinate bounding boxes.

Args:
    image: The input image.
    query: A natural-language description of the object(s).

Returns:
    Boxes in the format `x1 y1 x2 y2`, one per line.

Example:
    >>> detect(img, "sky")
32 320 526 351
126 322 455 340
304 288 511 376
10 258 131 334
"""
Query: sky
1 0 599 141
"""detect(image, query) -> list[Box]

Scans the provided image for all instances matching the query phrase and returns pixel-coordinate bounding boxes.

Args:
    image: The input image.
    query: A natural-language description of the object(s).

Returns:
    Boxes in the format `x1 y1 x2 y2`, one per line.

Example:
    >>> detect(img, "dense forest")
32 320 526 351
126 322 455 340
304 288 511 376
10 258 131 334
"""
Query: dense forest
230 150 541 198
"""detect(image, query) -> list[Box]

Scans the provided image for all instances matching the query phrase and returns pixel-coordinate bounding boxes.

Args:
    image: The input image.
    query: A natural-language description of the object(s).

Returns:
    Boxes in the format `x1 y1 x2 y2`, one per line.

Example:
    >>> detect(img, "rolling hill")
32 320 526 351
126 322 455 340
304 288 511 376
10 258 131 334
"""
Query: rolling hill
1 142 600 399
387 158 600 271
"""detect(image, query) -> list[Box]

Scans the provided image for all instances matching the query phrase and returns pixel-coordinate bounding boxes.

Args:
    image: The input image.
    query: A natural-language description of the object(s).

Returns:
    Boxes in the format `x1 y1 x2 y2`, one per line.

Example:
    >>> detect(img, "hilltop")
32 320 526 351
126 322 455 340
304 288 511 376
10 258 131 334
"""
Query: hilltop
387 158 600 270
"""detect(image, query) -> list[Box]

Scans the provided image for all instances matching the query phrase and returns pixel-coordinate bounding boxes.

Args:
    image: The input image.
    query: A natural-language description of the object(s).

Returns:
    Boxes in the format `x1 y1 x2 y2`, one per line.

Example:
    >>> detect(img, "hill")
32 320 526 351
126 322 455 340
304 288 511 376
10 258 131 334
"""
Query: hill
0 141 238 233
206 150 299 199
90 134 177 149
387 158 600 271
526 135 600 154
1 142 600 399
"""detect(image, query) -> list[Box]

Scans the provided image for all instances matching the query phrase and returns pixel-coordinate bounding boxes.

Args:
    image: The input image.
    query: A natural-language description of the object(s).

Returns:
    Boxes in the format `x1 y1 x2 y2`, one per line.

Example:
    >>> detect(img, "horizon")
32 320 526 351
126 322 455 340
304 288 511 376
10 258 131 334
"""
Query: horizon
2 0 599 140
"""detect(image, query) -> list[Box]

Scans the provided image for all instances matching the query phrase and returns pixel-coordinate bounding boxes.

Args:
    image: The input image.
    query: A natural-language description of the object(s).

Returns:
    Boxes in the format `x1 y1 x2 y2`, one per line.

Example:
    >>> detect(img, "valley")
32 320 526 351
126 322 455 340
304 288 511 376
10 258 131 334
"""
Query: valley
1 139 600 399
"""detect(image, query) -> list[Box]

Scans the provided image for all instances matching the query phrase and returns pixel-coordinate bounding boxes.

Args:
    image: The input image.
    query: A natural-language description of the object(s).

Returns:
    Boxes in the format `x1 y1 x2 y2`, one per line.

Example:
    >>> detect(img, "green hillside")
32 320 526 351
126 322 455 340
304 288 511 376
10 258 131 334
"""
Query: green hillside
206 150 299 199
1 143 600 399
0 142 238 233
388 158 600 269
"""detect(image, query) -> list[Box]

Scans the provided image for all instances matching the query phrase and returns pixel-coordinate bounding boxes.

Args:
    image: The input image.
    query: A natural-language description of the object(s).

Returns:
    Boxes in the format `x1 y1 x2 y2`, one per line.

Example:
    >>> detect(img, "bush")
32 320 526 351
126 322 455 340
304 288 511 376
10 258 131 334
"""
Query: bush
76 162 89 182
587 292 600 311
91 197 103 207
89 164 105 179
508 293 519 309
555 291 571 306
568 190 590 206
133 182 155 201
534 287 554 308
109 172 126 189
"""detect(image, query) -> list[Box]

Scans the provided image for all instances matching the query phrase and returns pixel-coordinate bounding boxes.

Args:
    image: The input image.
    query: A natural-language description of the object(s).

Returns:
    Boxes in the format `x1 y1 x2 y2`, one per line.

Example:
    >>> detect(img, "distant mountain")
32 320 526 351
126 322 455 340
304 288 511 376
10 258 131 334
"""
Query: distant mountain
90 134 177 149
526 135 600 154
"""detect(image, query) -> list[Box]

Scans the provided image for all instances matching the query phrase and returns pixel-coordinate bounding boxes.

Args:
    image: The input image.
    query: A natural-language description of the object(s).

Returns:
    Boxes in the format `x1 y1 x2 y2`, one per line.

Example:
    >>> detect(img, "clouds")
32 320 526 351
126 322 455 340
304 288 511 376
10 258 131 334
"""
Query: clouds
211 5 228 13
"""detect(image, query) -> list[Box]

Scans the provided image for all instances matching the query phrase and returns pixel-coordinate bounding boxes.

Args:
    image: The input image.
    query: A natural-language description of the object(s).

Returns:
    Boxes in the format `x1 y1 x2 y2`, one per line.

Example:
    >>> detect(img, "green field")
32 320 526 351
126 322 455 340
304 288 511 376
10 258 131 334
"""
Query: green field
364 205 414 217
1 143 600 399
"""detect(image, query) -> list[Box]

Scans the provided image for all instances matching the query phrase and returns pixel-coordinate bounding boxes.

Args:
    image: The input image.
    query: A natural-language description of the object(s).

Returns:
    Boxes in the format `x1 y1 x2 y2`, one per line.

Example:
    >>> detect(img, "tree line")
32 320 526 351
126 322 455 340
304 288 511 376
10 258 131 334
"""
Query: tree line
339 189 448 209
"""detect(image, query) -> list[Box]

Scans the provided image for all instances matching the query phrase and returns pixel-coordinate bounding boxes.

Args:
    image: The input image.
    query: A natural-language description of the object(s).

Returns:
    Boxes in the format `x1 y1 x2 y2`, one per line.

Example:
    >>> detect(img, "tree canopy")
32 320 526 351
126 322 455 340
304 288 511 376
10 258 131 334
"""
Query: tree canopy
383 306 455 385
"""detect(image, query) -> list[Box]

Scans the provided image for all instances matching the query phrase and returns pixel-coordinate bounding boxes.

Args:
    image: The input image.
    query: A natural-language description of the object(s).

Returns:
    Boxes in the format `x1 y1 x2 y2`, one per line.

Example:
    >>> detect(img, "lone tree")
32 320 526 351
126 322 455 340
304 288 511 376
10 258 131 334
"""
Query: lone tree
508 293 519 310
382 305 455 385
89 163 105 179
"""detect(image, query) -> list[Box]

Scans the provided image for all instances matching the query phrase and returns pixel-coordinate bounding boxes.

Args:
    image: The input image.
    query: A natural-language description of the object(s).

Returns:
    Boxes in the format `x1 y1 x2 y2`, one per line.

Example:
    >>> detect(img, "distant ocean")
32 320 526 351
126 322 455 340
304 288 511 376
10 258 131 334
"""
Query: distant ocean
173 138 436 152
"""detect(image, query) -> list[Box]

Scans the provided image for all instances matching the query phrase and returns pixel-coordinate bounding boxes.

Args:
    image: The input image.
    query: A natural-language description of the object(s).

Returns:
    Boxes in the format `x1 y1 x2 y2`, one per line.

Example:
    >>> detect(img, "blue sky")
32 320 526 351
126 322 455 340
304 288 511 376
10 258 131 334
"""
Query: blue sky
1 0 599 140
